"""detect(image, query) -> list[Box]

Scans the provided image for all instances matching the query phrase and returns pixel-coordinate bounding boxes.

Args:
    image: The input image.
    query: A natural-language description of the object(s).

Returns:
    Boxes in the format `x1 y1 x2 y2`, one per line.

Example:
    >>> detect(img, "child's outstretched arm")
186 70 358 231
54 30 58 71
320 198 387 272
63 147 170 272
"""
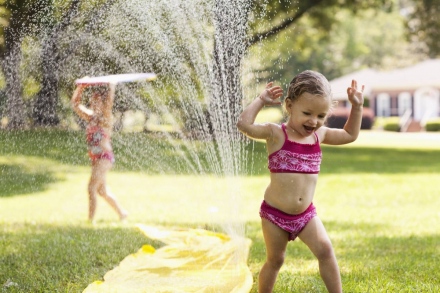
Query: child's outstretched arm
71 84 93 122
236 82 283 140
322 79 364 145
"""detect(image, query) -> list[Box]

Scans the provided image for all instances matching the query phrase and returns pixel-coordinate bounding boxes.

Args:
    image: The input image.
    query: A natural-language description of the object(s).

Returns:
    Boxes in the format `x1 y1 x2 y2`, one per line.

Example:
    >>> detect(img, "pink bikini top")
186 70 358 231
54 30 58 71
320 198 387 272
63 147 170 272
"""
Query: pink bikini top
268 124 322 174
86 125 110 155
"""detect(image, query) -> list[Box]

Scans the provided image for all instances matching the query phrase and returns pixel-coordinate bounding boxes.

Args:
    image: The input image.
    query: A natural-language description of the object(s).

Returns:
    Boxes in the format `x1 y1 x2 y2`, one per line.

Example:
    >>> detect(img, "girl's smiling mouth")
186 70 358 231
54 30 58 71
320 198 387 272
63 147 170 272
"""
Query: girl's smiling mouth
304 125 315 132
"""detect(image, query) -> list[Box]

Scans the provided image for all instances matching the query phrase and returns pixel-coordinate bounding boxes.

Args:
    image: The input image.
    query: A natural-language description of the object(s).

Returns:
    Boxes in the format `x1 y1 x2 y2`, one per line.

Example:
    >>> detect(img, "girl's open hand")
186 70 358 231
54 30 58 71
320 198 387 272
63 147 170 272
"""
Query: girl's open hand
347 79 364 108
259 82 283 106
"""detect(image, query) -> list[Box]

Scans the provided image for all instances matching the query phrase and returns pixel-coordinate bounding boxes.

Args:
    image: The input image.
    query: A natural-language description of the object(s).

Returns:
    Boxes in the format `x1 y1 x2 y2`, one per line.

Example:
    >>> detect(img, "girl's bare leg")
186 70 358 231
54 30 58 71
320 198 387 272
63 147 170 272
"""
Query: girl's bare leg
298 217 342 293
87 189 97 221
94 159 128 220
259 218 289 293
88 164 101 222
97 184 128 220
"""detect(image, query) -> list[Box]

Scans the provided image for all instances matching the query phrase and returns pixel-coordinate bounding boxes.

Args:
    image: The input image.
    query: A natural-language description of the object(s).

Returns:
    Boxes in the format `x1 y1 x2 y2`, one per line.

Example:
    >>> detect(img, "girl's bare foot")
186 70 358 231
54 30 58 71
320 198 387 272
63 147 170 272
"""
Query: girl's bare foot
120 210 128 221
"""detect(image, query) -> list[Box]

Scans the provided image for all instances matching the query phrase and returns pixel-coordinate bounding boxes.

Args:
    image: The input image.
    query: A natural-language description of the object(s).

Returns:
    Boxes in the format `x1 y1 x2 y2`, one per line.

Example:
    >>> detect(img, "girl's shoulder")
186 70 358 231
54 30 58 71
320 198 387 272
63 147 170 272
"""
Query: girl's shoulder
316 126 329 143
266 123 286 146
267 122 284 130
256 122 284 134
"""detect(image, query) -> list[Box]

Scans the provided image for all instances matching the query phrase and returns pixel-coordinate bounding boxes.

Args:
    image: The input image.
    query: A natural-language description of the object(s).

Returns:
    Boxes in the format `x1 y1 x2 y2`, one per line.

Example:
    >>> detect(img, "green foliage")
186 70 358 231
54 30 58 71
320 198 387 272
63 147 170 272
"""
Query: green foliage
250 0 394 36
425 118 440 131
247 6 413 87
405 0 440 58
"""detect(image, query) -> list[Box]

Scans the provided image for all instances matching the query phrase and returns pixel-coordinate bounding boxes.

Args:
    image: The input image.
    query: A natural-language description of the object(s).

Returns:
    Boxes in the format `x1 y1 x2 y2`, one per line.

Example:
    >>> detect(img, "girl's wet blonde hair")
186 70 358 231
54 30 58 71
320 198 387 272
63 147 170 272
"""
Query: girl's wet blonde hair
285 70 332 102
283 70 335 115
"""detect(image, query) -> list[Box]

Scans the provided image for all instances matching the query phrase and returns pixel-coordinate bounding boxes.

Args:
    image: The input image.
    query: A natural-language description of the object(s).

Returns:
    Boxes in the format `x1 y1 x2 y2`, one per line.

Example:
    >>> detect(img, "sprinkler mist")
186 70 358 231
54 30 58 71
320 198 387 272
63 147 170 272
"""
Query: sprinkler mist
10 0 270 291
57 0 255 236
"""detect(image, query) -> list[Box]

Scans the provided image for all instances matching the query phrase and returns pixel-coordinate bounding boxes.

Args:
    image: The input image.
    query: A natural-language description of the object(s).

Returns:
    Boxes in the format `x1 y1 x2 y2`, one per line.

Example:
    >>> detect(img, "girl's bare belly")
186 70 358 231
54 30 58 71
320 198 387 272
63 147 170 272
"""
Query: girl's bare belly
264 173 318 215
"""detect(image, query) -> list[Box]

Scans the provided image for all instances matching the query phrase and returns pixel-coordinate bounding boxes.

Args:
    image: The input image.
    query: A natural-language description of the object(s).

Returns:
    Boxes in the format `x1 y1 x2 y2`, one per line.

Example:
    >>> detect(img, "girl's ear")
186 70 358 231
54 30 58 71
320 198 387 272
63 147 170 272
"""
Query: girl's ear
285 98 293 109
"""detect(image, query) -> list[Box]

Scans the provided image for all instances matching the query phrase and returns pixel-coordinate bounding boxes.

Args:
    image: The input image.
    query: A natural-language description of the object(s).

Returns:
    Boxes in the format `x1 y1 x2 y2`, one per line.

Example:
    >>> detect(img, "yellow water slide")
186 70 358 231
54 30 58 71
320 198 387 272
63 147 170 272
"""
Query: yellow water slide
83 224 253 293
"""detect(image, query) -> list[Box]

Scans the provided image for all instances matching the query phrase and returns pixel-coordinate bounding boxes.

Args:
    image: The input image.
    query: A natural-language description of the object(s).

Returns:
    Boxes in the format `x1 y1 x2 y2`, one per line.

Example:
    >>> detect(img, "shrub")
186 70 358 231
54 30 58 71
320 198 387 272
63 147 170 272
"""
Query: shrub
425 119 440 132
326 107 375 130
382 117 401 132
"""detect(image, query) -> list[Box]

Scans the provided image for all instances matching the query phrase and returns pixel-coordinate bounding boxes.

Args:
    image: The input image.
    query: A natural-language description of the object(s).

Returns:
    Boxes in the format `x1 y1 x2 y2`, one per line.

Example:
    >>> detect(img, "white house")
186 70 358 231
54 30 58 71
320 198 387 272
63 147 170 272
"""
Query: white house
329 59 440 131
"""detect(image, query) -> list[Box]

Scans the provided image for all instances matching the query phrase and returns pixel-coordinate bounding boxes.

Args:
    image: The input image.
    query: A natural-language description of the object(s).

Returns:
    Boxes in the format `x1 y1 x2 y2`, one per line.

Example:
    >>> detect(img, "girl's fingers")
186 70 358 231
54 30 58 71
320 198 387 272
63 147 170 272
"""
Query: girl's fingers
263 83 283 100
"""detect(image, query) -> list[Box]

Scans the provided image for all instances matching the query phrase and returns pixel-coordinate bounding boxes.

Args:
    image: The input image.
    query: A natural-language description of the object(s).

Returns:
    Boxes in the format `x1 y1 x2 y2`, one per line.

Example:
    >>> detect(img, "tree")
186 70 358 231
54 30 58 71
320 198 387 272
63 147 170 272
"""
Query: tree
32 0 122 127
0 0 119 128
32 0 81 127
0 0 397 131
405 0 440 58
1 0 28 129
0 0 58 129
247 4 418 86
248 0 393 46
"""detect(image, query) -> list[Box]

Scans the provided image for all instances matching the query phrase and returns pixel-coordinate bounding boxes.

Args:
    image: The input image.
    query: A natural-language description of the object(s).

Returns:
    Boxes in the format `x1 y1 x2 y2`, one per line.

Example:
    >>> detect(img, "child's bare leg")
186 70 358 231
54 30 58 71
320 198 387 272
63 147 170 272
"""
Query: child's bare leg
259 218 289 293
88 174 99 222
95 159 128 220
88 160 110 222
97 184 128 220
299 217 342 293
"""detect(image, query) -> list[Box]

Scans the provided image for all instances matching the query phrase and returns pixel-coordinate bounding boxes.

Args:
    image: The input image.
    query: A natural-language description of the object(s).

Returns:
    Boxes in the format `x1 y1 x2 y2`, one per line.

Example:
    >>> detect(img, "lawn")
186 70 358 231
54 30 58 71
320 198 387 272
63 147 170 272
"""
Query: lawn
1 130 439 292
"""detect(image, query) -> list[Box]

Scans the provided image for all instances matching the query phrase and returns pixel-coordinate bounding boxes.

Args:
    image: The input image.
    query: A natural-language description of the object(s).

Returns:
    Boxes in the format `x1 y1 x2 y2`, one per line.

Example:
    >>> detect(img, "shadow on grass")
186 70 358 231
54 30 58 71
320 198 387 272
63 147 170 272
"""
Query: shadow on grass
0 130 89 166
245 220 440 292
0 164 58 198
0 223 157 292
1 130 440 176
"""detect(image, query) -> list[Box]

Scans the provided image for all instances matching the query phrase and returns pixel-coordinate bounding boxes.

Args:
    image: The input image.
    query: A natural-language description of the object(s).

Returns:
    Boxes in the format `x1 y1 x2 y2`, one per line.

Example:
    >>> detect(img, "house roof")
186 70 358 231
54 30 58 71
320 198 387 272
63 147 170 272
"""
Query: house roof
329 68 376 100
329 59 440 100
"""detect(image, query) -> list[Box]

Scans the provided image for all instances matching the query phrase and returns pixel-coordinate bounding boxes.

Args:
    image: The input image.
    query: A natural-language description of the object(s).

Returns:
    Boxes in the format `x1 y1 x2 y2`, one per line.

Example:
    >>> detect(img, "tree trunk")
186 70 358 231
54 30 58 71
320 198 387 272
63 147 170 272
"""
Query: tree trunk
32 37 60 127
2 30 26 129
32 0 82 127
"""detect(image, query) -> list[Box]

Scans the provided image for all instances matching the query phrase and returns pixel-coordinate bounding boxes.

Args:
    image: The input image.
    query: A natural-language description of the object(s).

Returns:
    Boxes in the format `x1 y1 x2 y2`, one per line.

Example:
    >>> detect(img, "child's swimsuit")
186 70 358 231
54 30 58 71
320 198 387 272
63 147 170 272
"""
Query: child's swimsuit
86 125 115 163
261 124 322 240
268 124 322 174
260 200 317 241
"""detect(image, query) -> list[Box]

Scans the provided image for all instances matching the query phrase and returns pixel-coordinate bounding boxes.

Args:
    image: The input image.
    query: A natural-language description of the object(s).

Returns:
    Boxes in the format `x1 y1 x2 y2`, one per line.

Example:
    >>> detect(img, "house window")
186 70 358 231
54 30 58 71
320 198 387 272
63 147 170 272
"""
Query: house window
377 93 391 117
398 92 412 116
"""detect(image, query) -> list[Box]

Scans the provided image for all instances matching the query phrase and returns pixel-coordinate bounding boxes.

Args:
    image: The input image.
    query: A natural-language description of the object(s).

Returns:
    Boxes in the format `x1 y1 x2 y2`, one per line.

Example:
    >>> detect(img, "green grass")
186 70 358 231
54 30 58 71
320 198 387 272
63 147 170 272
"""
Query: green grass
1 130 440 292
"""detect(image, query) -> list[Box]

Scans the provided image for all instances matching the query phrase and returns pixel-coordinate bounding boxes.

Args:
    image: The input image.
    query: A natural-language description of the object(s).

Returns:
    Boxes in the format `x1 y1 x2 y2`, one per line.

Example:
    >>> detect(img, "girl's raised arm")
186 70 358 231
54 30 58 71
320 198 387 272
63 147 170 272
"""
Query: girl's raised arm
236 82 283 141
71 84 93 122
321 79 364 145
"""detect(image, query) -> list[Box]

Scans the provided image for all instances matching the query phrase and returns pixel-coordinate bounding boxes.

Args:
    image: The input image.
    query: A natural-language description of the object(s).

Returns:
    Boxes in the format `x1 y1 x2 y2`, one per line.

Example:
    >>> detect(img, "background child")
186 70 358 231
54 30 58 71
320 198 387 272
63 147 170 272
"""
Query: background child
236 70 364 293
71 82 128 223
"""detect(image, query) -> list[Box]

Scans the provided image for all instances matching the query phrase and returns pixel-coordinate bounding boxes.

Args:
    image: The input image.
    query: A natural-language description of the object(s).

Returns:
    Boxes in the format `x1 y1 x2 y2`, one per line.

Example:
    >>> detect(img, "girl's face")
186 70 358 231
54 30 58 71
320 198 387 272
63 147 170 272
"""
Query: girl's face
286 92 330 136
